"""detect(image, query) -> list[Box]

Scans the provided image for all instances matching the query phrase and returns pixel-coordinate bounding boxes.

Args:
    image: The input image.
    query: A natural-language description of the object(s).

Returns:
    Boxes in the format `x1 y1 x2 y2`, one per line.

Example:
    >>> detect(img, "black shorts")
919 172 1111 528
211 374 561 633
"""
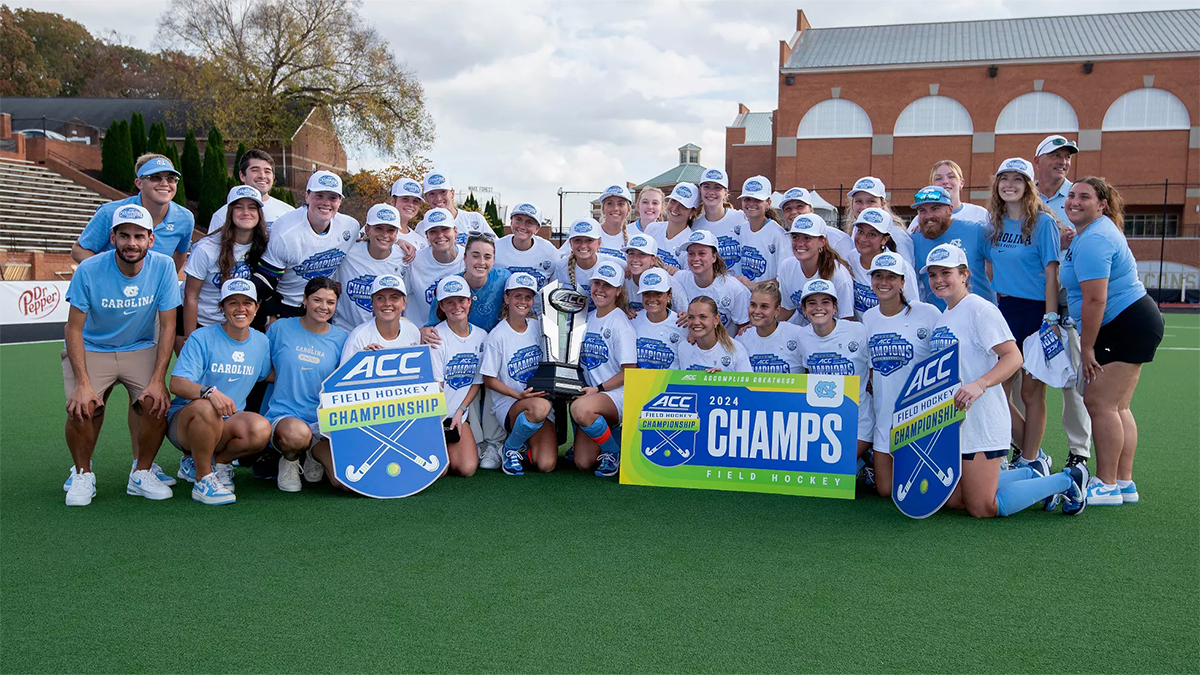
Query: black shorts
262 296 305 321
175 305 186 337
998 295 1044 355
1094 294 1163 366
963 449 1006 461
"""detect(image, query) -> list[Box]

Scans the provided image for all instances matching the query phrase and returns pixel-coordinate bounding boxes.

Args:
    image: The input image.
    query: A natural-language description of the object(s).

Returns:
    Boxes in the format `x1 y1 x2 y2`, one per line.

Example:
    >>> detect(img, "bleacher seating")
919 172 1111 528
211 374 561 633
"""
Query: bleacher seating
0 158 110 254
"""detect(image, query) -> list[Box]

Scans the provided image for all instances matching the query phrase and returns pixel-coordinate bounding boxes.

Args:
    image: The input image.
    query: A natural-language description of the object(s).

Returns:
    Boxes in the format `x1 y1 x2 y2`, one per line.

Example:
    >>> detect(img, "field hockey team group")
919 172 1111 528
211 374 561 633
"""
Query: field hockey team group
60 133 1164 517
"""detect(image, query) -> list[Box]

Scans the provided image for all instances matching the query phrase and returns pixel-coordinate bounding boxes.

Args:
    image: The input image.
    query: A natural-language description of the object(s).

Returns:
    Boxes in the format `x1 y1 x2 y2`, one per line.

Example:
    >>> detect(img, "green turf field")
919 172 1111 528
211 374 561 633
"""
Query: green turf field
2 315 1198 674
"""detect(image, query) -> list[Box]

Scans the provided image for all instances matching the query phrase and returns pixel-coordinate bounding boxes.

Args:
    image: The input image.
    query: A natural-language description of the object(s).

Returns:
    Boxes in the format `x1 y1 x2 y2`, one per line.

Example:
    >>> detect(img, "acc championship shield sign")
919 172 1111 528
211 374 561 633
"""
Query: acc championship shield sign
890 345 965 518
620 370 858 499
319 346 448 498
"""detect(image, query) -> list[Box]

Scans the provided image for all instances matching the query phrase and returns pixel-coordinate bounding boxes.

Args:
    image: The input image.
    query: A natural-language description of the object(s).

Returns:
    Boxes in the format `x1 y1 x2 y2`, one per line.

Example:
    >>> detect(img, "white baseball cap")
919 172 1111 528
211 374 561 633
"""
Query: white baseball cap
638 270 672 295
370 274 407 296
740 175 772 202
777 187 811 208
668 182 700 209
677 228 720 255
219 278 257 303
600 184 632 204
509 202 542 224
592 260 625 287
854 207 892 234
505 272 539 292
419 207 454 235
788 213 828 237
698 167 729 189
625 233 657 256
920 243 969 273
1036 135 1079 157
868 252 906 277
568 218 601 240
436 275 470 301
800 278 837 303
848 176 885 199
365 204 401 227
307 170 344 197
390 178 424 200
996 157 1035 182
226 185 263 207
422 172 453 194
111 204 153 230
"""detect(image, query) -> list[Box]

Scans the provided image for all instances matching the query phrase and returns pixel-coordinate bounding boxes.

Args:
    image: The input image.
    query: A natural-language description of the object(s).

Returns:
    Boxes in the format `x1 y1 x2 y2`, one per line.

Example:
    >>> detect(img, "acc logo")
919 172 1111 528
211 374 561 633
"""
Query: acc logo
117 206 144 220
928 247 951 263
232 350 245 363
675 185 693 199
630 235 649 248
123 285 139 298
344 352 423 380
702 169 724 182
814 380 837 398
863 210 884 224
745 180 763 192
443 279 464 293
514 203 537 216
427 174 446 186
317 174 339 189
854 178 877 191
376 208 397 222
17 285 60 319
787 339 798 351
848 341 859 353
428 211 448 224
875 254 898 267
720 355 732 367
639 392 700 467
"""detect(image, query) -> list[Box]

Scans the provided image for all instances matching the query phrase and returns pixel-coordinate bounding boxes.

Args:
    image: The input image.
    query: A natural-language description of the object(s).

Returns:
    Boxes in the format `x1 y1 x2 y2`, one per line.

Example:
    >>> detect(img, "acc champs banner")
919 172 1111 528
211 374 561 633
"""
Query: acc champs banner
890 345 965 519
319 346 448 499
620 370 858 499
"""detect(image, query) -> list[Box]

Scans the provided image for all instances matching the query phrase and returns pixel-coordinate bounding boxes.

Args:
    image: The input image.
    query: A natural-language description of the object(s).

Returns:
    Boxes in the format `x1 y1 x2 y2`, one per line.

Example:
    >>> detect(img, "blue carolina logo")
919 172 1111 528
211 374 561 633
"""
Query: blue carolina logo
739 247 767 280
507 344 541 384
293 249 347 279
444 353 480 390
376 208 397 222
688 231 705 242
317 174 339 188
630 235 649 248
117 206 144 220
868 333 915 376
929 247 951 263
643 272 663 286
703 170 723 181
514 203 537 216
636 337 675 369
347 275 375 311
814 380 837 398
854 178 876 191
676 185 693 198
428 211 448 224
580 332 610 370
443 279 464 293
863 210 884 224
745 180 763 192
428 174 446 186
875 254 898 267
603 185 625 197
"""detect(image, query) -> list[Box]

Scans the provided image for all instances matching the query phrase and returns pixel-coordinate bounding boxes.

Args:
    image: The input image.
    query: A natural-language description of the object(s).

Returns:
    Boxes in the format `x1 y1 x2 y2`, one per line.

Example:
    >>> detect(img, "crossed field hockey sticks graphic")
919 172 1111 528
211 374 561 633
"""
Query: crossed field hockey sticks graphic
343 419 441 482
895 427 955 501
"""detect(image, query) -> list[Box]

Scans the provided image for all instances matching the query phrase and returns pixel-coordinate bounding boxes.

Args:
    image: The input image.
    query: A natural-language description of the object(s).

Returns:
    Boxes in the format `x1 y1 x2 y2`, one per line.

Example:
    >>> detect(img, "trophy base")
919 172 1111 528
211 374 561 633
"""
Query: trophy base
529 362 586 399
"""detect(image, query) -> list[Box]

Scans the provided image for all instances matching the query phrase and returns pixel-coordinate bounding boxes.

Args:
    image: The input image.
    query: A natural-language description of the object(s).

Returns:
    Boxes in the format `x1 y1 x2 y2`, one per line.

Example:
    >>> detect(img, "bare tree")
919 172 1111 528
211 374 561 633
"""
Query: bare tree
158 0 433 155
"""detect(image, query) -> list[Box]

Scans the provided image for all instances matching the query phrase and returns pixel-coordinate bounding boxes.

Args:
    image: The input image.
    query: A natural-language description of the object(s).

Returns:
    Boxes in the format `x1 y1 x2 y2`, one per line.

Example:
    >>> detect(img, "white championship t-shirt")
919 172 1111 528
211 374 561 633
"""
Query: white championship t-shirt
693 208 747 269
676 338 752 372
626 272 688 314
332 241 409 329
736 221 790 283
454 209 493 246
183 234 251 327
480 318 545 420
261 207 359 306
430 321 487 418
579 308 637 388
673 271 750 331
736 321 805 374
403 246 465 324
208 194 295 233
797 319 871 441
631 311 688 369
338 317 421 365
777 257 855 324
862 302 942 452
644 222 692 269
496 235 558 290
848 253 921 320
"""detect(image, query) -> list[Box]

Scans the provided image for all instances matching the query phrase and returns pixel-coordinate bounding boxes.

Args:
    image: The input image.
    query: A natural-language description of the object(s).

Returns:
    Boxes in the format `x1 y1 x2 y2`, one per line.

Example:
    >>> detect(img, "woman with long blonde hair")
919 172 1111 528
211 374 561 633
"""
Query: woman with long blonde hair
675 295 751 372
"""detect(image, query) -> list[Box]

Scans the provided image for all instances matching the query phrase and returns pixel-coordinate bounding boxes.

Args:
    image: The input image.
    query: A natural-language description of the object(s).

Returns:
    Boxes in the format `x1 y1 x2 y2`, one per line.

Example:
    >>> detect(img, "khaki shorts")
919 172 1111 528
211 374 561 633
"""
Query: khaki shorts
61 347 158 405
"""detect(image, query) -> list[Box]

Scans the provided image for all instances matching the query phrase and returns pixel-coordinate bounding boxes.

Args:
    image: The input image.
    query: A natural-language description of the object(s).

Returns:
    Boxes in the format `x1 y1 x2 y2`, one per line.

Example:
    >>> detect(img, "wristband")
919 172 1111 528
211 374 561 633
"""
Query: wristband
200 386 214 399
597 382 606 393
1044 312 1059 325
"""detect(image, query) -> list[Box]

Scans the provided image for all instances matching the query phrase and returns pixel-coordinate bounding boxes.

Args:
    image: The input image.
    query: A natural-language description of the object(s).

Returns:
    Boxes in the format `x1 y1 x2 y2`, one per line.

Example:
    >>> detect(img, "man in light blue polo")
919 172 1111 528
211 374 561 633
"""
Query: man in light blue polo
1032 133 1092 472
62 204 182 506
910 185 995 311
72 154 195 272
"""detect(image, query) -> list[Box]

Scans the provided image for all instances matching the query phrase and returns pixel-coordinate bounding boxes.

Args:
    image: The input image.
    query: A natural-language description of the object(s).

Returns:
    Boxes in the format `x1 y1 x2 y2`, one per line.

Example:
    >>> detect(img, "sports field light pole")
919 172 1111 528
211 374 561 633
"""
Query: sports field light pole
1157 179 1168 306
558 187 564 244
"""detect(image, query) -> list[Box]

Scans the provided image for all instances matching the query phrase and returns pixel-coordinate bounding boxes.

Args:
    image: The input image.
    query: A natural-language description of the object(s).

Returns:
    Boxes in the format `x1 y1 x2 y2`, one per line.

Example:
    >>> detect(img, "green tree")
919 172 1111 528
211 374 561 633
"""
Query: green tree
147 121 169 156
462 193 480 212
199 126 227 224
129 111 147 159
114 119 134 192
180 129 202 199
269 186 296 206
165 144 187 205
99 120 122 190
230 142 247 189
483 197 503 236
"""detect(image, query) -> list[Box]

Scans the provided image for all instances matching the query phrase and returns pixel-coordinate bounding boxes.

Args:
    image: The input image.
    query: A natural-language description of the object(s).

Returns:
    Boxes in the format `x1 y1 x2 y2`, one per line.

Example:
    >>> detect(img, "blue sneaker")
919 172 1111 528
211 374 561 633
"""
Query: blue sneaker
1062 464 1089 516
192 473 235 505
501 447 524 476
1025 453 1059 511
595 452 619 478
147 461 177 487
177 456 197 484
1086 477 1123 506
1119 481 1139 504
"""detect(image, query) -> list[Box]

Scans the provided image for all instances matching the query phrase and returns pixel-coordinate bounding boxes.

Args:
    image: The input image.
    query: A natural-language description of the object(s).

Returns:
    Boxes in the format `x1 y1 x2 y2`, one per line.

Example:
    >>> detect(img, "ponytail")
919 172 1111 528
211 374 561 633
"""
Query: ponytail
817 242 850 280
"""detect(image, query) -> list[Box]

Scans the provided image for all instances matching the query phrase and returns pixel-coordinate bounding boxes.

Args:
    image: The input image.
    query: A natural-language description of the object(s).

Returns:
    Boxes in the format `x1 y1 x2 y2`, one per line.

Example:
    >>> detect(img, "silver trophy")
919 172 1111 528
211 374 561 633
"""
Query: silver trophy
529 280 588 399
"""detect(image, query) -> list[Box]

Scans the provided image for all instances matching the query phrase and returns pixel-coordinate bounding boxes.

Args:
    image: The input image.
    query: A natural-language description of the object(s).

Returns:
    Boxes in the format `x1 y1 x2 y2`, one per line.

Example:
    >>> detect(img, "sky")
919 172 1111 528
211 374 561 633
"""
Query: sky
19 0 1195 227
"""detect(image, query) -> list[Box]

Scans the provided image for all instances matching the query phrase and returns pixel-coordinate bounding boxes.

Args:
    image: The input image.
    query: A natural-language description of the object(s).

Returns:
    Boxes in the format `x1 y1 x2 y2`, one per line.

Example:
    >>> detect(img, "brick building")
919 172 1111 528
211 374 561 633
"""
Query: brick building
725 9 1200 291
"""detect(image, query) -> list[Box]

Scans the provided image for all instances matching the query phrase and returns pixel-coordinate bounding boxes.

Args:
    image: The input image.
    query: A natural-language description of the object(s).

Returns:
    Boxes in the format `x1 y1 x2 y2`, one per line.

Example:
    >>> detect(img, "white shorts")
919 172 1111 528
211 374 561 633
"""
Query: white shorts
858 391 874 444
269 415 323 450
492 395 555 429
601 387 624 424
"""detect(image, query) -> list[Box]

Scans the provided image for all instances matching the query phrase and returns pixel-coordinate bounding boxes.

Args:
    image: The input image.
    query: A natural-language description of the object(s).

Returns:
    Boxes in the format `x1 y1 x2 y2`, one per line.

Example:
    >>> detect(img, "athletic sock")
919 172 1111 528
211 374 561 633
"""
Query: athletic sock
995 472 1072 517
997 465 1035 487
503 413 539 452
1117 479 1134 488
580 417 620 456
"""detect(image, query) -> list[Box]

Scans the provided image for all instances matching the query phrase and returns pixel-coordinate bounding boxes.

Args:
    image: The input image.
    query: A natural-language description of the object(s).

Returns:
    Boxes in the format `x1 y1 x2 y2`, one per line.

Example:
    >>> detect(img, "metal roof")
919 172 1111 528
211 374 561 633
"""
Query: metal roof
730 111 773 145
0 98 314 138
636 163 709 190
783 9 1200 70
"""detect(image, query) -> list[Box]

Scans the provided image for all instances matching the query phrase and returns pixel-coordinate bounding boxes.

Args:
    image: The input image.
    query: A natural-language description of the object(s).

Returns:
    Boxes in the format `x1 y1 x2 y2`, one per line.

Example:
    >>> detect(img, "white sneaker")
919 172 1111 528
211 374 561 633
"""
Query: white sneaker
479 445 502 470
301 452 324 483
65 469 96 506
134 460 177 487
277 457 302 492
192 473 236 505
64 460 93 491
213 462 236 493
127 469 173 500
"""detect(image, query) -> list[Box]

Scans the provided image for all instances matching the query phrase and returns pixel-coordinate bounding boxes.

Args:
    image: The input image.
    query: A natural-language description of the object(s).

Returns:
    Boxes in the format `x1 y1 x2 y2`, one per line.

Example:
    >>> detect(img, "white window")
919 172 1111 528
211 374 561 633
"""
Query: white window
893 96 973 137
796 99 873 139
1102 89 1191 131
995 92 1079 134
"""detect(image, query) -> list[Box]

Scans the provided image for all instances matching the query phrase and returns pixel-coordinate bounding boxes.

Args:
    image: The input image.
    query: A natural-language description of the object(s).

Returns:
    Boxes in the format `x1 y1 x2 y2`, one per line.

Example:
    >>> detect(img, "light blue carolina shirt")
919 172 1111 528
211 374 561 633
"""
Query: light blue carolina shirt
66 250 181 352
428 267 510 331
1038 179 1072 232
912 218 996 311
986 212 1061 301
169 324 271 416
1060 216 1146 328
78 195 195 257
264 317 348 425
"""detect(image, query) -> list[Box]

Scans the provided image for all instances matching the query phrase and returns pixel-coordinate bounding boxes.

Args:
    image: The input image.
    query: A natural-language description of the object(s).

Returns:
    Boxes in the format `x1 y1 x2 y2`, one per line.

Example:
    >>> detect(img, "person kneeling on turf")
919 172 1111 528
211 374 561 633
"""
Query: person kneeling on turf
168 279 272 504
